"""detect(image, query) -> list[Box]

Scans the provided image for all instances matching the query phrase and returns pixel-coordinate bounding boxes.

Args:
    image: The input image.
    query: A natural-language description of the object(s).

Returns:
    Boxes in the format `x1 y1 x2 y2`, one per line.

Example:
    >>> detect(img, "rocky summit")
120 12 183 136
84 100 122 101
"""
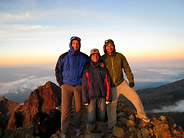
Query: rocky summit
0 81 61 132
0 81 184 138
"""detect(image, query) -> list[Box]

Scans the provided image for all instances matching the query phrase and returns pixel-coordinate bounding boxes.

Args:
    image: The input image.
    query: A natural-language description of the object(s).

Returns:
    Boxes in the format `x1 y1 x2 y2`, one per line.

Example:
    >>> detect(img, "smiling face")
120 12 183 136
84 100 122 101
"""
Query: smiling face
106 43 114 55
91 53 100 63
72 40 80 51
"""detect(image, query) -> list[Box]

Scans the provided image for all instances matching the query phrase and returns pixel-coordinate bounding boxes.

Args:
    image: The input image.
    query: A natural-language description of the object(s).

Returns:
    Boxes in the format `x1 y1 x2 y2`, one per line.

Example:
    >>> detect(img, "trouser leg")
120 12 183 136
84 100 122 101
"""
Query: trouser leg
97 98 106 122
86 99 96 134
107 87 118 128
96 98 106 133
107 101 117 128
87 98 96 124
61 84 73 134
73 85 82 129
118 80 146 118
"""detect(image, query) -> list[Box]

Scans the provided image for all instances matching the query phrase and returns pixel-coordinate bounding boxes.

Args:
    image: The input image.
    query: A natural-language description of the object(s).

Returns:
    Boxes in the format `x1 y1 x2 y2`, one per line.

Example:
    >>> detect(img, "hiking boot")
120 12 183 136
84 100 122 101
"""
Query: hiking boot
96 122 105 136
76 129 82 137
107 127 113 133
86 124 95 134
141 116 150 123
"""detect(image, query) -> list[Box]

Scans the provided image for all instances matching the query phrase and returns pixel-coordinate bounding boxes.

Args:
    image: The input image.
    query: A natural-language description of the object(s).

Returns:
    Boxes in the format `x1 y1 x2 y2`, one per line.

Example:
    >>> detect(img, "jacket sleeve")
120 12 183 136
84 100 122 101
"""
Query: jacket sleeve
82 67 89 104
121 55 134 83
55 57 63 86
103 68 112 102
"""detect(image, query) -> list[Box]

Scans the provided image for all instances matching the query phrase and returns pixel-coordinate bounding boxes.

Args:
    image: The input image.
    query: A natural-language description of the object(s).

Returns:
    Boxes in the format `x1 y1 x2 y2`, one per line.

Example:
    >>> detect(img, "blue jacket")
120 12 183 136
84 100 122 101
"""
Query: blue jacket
55 43 89 86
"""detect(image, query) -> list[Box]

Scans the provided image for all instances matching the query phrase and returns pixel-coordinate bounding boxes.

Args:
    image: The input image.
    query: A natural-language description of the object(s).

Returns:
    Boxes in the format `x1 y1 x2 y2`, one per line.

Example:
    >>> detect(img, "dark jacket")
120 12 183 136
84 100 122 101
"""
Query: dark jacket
82 61 111 104
55 41 89 86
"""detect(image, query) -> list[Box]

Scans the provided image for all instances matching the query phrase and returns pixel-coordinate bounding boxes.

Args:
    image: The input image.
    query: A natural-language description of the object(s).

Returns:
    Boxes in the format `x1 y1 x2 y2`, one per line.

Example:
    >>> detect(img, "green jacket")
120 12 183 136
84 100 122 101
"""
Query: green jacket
102 52 134 87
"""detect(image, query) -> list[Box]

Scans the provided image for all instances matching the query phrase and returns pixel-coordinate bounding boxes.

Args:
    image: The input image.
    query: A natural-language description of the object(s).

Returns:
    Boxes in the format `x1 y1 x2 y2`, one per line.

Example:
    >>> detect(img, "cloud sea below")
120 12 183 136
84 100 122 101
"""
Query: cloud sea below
0 60 184 105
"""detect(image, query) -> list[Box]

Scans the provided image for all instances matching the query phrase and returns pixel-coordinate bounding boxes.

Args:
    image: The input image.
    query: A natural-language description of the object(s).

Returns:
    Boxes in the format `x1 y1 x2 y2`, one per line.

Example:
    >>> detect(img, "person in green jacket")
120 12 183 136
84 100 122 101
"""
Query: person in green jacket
101 39 150 132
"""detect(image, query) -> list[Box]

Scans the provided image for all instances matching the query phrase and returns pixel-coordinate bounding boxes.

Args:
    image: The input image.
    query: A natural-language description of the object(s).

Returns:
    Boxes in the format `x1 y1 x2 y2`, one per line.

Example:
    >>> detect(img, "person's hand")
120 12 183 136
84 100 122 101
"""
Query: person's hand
129 82 135 88
84 103 88 106
100 62 104 68
106 101 109 104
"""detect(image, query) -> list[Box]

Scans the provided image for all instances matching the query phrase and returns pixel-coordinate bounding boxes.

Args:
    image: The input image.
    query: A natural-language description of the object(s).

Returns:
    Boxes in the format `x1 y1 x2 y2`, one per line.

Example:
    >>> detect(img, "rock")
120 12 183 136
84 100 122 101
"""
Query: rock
153 123 172 138
1 87 184 138
0 96 21 131
141 127 151 138
3 81 61 131
126 120 136 127
117 112 126 118
112 126 125 138
159 115 168 124
137 130 143 138
138 121 149 129
167 116 176 128
85 133 102 138
128 114 135 121
128 127 137 132
0 127 3 136
119 117 128 125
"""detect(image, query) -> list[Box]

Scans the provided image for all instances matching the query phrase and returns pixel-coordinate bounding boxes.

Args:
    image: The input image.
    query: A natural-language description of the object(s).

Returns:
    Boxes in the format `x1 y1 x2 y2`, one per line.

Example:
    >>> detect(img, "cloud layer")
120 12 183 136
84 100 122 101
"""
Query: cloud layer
0 75 55 95
151 100 184 113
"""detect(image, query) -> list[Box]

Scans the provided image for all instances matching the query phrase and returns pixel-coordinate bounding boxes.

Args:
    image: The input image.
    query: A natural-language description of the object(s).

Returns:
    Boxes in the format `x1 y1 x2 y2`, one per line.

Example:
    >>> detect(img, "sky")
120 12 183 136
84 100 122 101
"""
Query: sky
0 0 184 65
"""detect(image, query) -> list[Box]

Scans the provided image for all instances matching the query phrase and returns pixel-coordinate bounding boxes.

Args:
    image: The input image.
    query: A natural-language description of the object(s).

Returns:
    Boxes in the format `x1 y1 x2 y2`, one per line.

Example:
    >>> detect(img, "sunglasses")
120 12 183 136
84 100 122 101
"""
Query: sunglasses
70 36 81 41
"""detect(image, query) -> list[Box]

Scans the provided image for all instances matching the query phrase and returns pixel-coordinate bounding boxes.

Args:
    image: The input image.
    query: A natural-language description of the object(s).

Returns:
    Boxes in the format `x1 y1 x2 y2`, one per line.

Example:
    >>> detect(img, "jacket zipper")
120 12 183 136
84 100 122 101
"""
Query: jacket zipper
111 56 116 84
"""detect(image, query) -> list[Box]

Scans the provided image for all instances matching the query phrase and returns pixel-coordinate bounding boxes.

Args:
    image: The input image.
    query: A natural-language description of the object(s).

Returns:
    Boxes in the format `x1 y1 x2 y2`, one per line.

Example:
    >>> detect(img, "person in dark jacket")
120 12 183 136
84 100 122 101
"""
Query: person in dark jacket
55 36 89 138
82 48 111 135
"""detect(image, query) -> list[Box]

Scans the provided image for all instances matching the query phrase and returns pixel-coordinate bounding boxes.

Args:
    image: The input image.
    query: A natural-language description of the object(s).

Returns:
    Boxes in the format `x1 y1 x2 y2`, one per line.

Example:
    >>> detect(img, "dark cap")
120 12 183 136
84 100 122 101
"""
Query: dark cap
70 36 81 42
103 39 115 54
104 39 114 45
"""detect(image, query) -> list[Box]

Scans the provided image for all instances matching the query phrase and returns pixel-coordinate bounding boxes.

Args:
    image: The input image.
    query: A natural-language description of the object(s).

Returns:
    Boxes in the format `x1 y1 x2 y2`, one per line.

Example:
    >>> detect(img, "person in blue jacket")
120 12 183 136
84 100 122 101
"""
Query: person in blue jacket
55 36 89 138
82 48 111 135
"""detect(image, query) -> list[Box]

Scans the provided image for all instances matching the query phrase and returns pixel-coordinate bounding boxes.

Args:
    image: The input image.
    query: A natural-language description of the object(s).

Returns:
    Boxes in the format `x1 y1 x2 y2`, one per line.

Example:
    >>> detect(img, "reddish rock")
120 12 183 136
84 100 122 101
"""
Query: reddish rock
0 96 21 115
5 81 61 130
126 120 136 127
112 126 125 138
0 97 21 131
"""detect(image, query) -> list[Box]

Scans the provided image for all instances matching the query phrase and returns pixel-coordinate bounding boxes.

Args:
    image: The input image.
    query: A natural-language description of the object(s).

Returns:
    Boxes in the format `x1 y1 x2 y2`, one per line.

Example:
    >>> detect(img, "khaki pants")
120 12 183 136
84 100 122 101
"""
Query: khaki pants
107 80 146 128
61 84 82 134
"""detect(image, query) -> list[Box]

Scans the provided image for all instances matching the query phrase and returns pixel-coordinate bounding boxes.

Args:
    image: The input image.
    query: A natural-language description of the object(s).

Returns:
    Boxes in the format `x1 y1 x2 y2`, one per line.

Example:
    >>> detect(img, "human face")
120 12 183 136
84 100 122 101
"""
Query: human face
91 54 100 63
106 43 114 55
72 40 80 51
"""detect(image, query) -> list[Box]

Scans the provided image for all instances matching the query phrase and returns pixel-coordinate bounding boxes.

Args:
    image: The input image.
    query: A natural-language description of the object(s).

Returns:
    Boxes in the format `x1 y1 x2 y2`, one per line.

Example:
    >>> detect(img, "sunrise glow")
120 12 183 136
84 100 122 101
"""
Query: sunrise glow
0 0 184 65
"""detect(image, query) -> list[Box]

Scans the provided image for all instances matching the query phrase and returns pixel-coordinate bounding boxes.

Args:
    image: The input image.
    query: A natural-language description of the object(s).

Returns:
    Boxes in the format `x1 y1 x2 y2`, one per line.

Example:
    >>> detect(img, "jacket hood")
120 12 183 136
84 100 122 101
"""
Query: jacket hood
69 36 81 55
103 39 116 54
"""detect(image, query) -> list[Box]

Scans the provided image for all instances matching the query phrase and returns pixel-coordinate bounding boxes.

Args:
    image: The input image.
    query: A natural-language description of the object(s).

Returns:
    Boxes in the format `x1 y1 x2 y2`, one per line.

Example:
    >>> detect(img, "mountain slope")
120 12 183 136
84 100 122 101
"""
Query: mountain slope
137 79 184 110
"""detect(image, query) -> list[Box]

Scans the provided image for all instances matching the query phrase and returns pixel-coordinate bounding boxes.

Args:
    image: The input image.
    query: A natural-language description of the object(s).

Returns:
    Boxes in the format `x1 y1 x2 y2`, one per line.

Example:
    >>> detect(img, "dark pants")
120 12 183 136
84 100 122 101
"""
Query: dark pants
61 84 82 134
87 98 106 124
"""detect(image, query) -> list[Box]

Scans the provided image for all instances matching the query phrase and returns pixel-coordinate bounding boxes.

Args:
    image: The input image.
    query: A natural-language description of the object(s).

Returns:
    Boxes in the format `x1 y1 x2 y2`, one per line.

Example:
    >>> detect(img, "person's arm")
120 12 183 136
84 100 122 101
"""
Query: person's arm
82 67 89 105
121 55 135 87
55 57 63 86
103 68 112 102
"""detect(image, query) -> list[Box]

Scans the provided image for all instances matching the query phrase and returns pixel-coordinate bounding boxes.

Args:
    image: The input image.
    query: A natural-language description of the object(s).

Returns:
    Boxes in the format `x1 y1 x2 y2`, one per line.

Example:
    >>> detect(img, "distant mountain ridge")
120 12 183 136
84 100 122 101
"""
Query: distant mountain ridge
137 79 184 110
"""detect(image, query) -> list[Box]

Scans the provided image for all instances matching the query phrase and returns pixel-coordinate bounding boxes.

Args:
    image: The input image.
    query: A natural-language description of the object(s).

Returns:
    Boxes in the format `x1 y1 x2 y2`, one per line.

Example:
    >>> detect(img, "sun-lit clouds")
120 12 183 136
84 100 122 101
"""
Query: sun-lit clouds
0 0 184 65
0 23 184 65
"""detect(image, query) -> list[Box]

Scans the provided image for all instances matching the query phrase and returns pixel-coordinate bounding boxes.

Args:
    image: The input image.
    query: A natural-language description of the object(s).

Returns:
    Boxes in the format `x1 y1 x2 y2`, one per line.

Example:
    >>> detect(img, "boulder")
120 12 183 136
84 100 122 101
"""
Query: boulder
4 81 61 130
112 126 125 138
